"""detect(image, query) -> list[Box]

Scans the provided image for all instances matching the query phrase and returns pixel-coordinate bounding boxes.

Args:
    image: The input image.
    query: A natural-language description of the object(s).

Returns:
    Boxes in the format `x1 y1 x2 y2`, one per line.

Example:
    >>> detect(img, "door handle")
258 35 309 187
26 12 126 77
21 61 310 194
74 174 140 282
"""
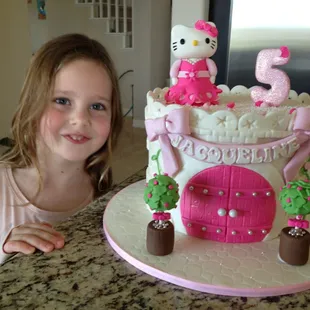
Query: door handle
229 209 238 218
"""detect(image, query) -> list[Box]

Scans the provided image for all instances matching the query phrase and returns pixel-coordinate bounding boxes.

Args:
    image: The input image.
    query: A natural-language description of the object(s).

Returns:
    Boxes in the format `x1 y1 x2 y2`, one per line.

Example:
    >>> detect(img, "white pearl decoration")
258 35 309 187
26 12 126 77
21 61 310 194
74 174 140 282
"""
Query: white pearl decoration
218 190 224 196
189 186 194 191
262 229 267 234
202 227 207 231
203 189 209 194
216 229 222 234
231 230 237 235
248 230 253 235
229 209 238 218
266 191 272 196
187 223 192 227
252 192 258 197
235 192 241 197
217 208 227 216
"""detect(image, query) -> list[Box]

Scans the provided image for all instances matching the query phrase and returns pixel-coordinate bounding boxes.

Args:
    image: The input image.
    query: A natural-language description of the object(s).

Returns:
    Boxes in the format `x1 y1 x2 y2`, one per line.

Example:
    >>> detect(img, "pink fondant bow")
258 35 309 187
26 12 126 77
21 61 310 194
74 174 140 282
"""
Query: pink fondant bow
284 107 310 182
153 212 171 221
195 20 218 38
145 108 191 176
288 218 309 229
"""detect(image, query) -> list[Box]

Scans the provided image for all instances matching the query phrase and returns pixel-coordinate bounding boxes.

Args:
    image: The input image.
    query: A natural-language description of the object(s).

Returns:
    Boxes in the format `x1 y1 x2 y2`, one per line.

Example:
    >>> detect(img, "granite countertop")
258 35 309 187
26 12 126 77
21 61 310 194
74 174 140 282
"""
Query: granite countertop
1 168 310 310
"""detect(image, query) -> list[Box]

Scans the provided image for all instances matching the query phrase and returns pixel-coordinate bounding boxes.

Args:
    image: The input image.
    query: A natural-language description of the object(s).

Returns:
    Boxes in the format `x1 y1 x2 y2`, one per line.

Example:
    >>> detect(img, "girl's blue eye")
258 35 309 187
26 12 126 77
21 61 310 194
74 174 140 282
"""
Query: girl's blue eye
55 98 70 105
91 103 105 111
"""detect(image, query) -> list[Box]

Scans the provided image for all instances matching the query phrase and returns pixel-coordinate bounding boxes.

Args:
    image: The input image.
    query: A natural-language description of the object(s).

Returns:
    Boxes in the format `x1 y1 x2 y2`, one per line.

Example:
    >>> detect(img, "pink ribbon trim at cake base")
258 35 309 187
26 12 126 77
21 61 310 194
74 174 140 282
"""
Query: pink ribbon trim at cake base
145 108 191 176
284 107 310 182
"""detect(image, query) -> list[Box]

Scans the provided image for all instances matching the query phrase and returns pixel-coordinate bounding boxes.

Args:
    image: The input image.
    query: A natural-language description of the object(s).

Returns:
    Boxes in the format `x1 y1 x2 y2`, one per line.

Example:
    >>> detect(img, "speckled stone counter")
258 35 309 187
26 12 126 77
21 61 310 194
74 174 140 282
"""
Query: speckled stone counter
1 168 310 310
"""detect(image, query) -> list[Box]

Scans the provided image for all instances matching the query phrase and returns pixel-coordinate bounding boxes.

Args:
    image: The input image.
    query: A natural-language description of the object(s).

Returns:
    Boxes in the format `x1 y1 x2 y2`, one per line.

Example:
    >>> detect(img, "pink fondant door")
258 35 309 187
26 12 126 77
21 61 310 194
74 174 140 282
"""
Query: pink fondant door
181 166 276 243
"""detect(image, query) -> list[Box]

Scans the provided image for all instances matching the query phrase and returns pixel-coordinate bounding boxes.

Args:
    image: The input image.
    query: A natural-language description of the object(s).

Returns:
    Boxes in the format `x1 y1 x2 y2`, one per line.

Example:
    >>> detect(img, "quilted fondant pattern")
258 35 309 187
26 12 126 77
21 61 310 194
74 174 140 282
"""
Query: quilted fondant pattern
146 87 309 143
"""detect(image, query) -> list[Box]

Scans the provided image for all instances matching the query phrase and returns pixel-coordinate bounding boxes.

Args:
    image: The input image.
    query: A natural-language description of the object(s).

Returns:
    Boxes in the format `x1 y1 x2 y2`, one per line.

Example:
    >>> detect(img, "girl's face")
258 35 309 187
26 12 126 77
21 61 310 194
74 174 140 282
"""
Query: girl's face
39 59 112 162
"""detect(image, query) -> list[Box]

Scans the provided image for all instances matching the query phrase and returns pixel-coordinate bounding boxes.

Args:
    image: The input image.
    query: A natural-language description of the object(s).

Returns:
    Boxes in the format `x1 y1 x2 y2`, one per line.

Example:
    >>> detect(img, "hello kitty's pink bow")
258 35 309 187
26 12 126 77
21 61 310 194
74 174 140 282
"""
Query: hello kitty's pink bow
195 20 218 38
145 108 191 176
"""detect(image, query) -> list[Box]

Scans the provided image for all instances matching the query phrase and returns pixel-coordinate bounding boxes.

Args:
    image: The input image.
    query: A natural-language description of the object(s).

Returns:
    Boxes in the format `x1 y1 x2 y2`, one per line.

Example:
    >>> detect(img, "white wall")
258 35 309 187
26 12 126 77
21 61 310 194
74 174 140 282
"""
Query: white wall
27 1 48 53
132 0 171 125
0 1 32 137
150 0 171 89
171 0 209 27
132 0 152 124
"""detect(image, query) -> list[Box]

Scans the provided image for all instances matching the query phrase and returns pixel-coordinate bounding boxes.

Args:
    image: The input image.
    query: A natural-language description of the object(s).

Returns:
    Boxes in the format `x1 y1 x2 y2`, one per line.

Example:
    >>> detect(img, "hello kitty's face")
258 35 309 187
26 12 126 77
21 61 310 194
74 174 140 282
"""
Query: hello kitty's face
171 22 218 59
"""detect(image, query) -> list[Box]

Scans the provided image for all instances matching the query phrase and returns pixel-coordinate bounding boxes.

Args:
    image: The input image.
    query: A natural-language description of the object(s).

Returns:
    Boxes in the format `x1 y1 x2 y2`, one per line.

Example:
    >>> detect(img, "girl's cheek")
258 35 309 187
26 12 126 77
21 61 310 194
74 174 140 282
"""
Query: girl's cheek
40 108 65 134
99 122 111 137
95 118 111 138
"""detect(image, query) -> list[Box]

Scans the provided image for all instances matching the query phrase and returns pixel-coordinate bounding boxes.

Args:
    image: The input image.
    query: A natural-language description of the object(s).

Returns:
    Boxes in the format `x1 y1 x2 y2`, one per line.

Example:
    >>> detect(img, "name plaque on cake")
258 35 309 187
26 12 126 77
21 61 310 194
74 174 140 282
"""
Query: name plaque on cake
169 134 300 165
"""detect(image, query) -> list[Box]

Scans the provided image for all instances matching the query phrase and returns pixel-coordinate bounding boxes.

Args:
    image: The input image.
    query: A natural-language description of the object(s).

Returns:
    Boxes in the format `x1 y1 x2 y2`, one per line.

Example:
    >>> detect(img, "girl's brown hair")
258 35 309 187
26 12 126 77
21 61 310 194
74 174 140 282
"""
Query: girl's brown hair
0 33 123 199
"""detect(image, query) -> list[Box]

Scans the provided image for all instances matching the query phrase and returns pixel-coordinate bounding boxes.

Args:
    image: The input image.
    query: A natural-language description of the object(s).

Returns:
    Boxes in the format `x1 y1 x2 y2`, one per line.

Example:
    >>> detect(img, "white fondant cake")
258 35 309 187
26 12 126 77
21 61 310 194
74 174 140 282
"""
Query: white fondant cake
145 86 310 243
144 20 310 245
147 87 310 144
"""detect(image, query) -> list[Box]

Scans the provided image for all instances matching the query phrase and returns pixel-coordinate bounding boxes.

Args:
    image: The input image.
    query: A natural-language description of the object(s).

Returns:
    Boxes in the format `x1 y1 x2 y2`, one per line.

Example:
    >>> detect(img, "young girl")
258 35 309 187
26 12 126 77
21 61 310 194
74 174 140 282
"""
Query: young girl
0 33 123 264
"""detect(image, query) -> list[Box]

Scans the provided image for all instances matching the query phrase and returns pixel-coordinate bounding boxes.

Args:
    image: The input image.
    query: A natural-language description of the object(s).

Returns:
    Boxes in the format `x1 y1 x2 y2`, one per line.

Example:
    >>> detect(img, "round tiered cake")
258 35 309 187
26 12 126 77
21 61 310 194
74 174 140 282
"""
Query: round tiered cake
144 20 310 245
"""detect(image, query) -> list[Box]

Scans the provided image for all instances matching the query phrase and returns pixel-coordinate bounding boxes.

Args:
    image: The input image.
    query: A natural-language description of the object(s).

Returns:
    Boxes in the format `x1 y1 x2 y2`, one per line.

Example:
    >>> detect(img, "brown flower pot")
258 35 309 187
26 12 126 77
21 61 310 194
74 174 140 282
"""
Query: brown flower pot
279 227 310 266
147 220 174 256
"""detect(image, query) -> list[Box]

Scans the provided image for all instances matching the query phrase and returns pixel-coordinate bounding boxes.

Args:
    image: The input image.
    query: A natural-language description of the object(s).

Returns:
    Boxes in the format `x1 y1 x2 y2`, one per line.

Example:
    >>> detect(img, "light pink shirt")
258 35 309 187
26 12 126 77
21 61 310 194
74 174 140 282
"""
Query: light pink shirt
0 166 92 264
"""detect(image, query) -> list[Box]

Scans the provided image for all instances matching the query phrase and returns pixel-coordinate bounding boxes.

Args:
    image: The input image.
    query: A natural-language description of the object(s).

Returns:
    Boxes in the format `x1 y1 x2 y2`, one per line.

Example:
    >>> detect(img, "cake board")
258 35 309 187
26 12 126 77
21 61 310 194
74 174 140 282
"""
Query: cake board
103 180 310 297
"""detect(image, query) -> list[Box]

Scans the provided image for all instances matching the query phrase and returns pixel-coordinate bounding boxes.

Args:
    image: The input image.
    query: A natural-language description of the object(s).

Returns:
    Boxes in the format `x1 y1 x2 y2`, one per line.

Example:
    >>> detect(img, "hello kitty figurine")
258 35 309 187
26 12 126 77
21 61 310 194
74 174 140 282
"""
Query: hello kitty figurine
165 20 222 107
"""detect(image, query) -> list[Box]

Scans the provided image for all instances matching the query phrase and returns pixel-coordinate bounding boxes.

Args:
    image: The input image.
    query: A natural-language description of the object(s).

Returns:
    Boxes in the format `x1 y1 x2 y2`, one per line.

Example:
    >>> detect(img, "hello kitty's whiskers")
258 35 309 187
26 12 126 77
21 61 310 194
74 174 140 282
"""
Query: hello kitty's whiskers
173 48 177 51
210 46 215 50
211 40 216 44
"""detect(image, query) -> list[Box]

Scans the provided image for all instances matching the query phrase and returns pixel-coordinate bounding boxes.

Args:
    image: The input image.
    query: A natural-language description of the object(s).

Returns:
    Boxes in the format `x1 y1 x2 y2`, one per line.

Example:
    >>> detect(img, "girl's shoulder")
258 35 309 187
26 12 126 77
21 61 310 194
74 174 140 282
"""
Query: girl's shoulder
0 165 14 198
0 164 10 175
0 164 12 184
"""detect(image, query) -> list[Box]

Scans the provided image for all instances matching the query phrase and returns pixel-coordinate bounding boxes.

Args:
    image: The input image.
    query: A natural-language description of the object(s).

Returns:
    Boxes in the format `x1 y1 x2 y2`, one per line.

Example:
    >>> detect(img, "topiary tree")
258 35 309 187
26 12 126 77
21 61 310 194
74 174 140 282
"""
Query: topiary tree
144 149 179 228
279 157 310 237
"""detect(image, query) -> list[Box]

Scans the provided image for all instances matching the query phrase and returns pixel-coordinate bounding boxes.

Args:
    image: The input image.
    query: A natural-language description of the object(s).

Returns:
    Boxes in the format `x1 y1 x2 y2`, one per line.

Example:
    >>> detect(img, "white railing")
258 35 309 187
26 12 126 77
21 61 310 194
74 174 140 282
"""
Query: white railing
75 0 133 48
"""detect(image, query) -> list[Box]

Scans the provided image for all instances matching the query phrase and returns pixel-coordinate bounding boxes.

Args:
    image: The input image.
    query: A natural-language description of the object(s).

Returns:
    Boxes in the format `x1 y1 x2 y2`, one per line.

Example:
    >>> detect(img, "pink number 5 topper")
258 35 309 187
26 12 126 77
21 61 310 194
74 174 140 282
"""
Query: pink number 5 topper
250 46 291 107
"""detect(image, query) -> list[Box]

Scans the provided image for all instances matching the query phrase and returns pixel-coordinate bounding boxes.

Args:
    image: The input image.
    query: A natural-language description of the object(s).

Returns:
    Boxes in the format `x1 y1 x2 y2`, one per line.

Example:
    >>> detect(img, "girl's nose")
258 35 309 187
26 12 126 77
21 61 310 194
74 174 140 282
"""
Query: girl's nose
69 109 90 126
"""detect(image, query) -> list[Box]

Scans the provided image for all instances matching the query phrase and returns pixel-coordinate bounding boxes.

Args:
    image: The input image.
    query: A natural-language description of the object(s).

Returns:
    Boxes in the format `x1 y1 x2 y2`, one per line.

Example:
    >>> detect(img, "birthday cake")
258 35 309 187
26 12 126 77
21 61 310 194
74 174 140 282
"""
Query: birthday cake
144 20 310 245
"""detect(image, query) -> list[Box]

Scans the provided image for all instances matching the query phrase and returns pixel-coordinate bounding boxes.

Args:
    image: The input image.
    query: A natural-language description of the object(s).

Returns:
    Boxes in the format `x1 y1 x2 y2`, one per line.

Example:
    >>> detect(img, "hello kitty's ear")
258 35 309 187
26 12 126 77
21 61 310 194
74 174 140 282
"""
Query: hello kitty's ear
207 22 216 28
171 25 190 37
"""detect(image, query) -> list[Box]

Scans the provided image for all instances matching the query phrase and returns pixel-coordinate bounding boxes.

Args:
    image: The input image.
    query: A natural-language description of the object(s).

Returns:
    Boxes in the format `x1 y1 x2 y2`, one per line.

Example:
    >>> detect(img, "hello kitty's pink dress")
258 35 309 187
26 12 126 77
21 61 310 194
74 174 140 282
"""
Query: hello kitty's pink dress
165 59 222 106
